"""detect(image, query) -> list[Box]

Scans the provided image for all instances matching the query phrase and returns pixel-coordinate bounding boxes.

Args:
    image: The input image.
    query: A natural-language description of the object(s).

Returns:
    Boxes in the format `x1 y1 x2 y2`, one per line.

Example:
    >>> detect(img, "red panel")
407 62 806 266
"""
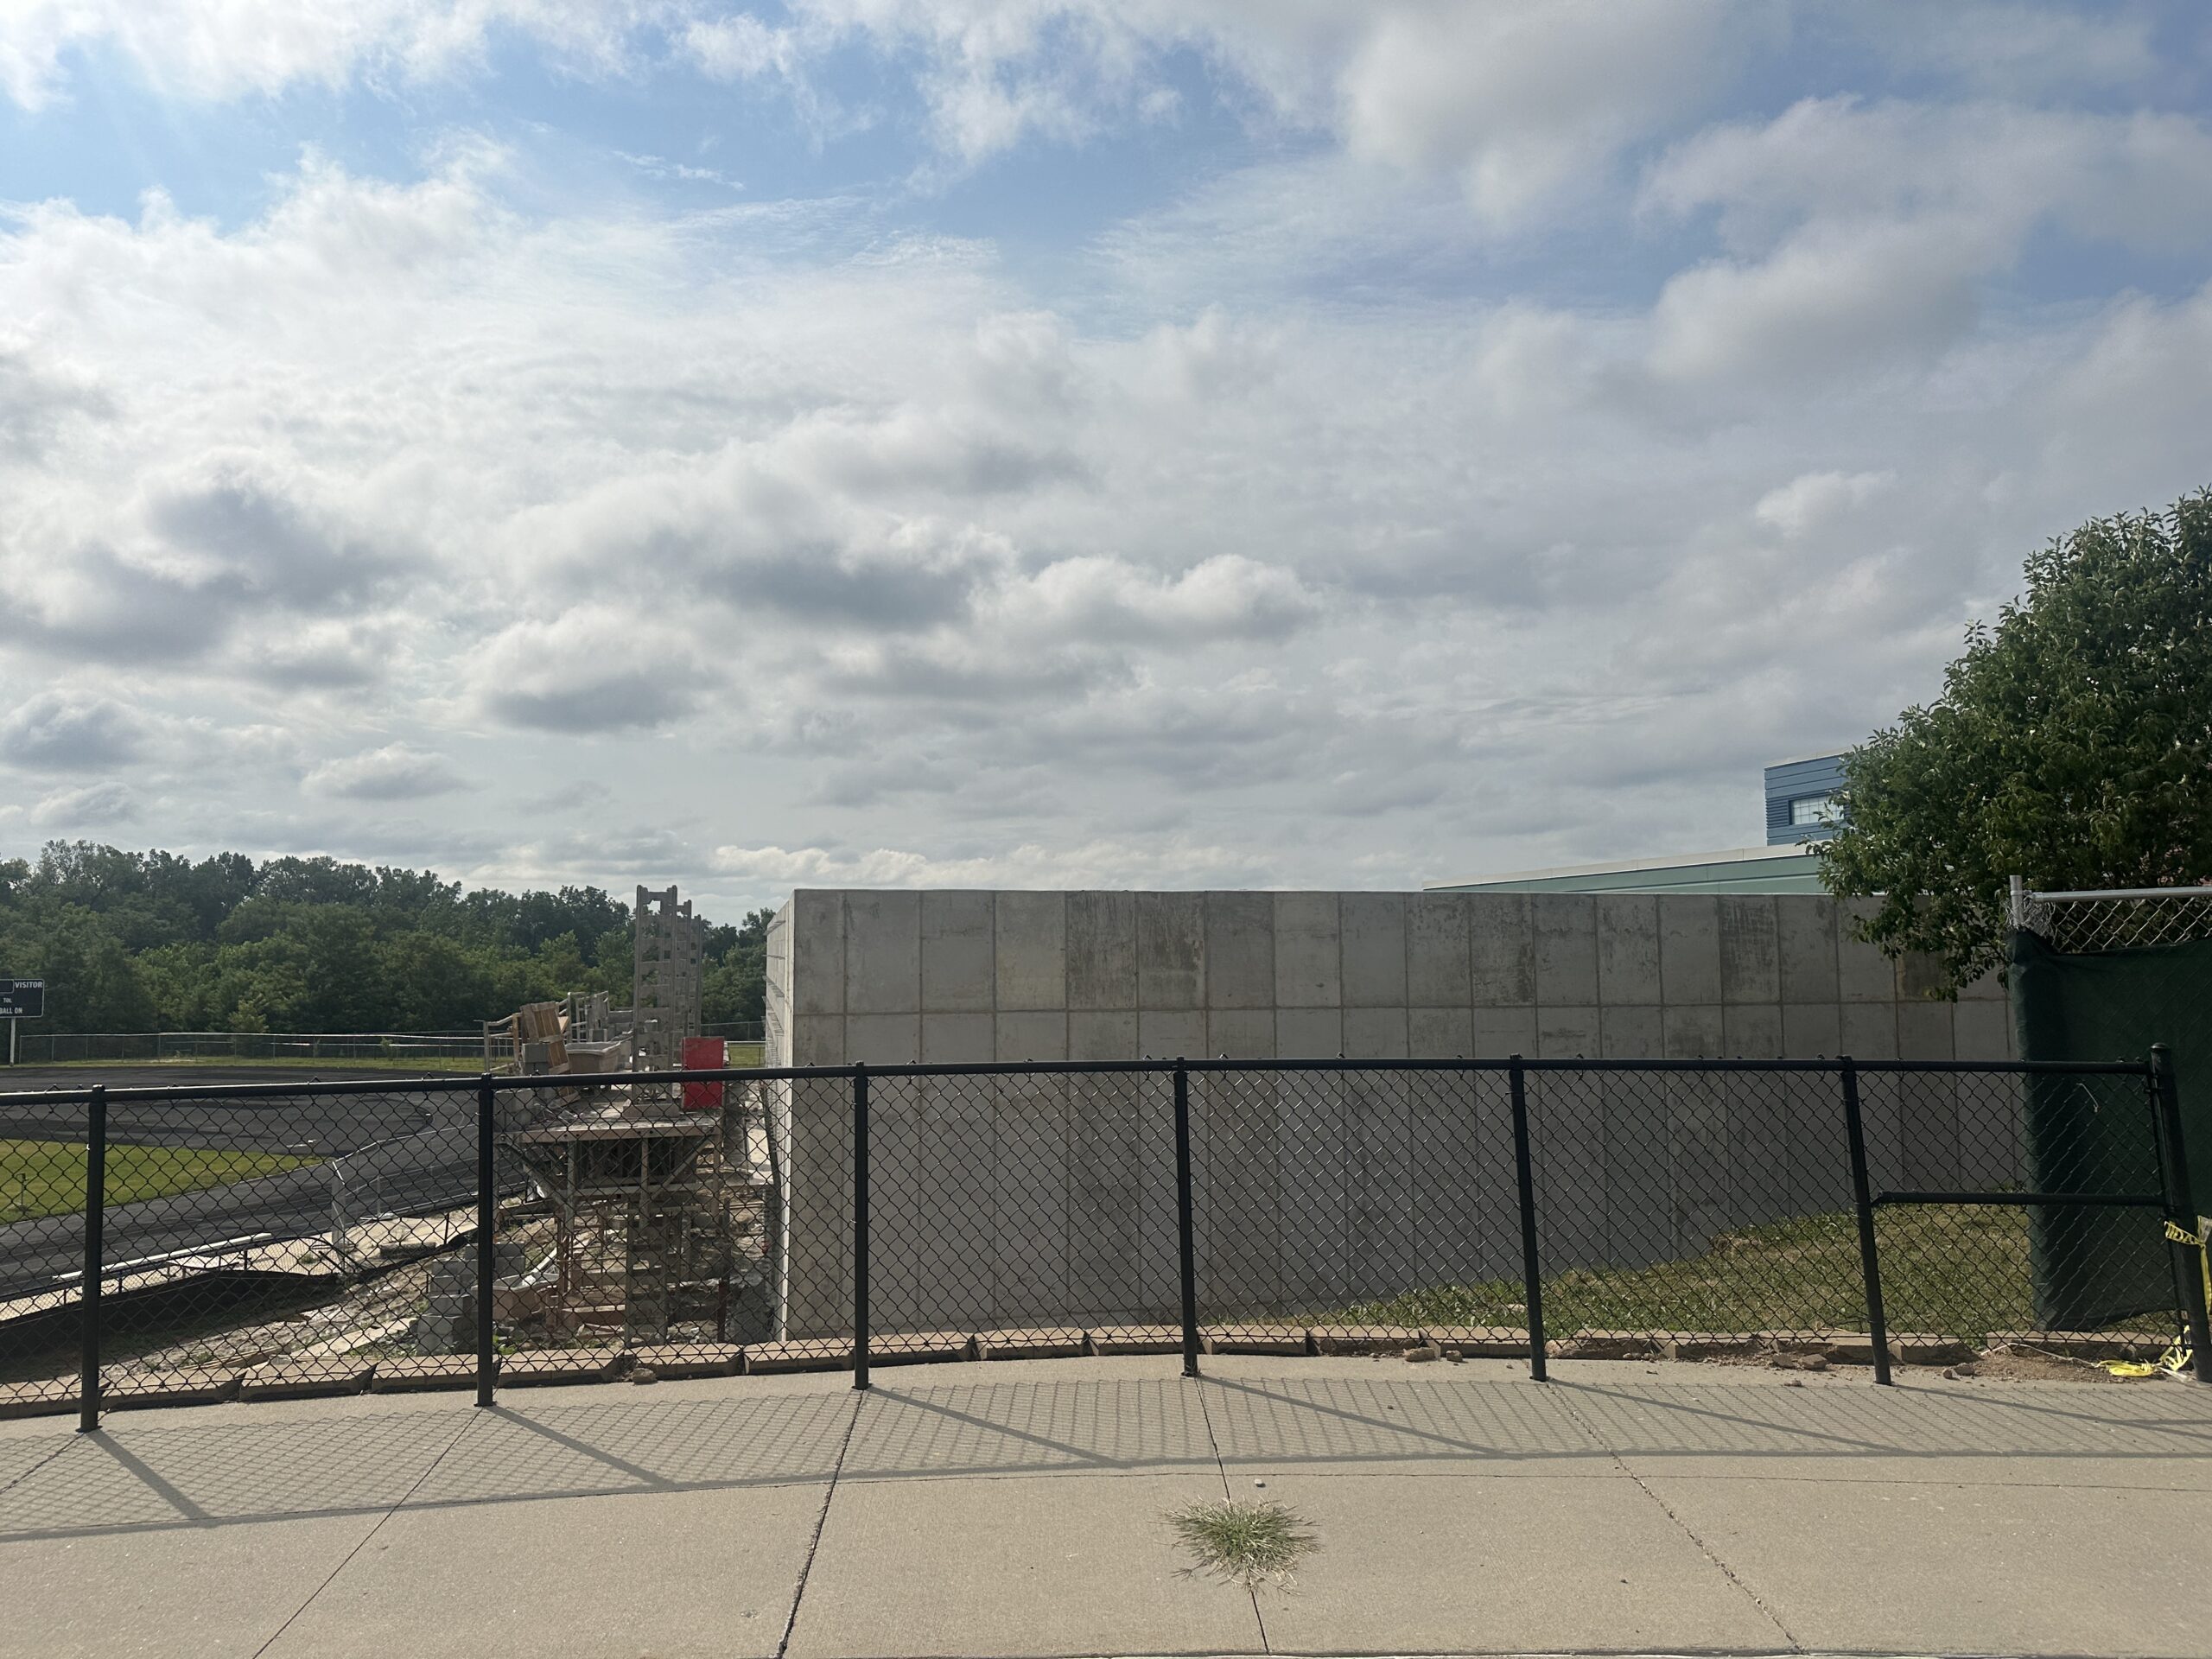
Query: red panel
682 1036 726 1109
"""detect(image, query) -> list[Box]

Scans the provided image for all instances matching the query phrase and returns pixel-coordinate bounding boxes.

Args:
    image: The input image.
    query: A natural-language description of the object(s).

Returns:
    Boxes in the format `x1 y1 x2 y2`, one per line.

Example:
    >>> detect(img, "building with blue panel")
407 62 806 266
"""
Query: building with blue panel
1764 753 1847 843
1429 753 1853 895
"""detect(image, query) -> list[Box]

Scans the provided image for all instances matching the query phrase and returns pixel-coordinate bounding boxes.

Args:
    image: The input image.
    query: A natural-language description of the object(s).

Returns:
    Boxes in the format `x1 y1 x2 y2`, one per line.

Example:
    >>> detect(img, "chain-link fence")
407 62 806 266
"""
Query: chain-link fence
2012 883 2212 953
4 1052 2203 1426
2010 880 2212 1281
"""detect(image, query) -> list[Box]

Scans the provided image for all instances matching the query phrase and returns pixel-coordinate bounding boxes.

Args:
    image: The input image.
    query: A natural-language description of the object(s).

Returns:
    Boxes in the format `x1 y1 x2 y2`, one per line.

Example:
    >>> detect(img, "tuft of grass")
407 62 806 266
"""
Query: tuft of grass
1166 1499 1317 1590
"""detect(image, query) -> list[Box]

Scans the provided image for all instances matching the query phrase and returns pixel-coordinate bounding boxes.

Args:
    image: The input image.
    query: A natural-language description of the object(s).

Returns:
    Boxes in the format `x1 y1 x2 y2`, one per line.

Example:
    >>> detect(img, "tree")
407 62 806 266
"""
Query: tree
1819 486 2212 990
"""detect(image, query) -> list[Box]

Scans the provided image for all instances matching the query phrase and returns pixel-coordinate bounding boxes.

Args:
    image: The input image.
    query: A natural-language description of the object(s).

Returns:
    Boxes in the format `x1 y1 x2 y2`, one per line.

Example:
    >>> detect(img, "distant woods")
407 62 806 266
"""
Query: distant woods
0 842 772 1035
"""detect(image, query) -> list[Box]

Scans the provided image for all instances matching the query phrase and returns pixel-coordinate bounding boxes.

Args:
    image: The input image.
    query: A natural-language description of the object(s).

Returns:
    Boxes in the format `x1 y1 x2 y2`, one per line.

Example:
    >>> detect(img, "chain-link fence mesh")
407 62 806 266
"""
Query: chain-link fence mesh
0 1087 92 1406
2013 887 2212 954
1872 1068 2174 1343
3 1055 2194 1421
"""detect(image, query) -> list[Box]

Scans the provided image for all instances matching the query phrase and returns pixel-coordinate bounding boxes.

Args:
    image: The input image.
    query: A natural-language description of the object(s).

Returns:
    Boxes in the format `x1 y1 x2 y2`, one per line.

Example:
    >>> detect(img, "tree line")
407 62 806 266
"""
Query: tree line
0 843 772 1034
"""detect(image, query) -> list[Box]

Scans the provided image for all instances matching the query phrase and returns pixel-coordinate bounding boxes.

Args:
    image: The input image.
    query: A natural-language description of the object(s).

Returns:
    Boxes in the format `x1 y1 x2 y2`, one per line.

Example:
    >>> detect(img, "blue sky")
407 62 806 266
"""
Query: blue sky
2 3 2209 915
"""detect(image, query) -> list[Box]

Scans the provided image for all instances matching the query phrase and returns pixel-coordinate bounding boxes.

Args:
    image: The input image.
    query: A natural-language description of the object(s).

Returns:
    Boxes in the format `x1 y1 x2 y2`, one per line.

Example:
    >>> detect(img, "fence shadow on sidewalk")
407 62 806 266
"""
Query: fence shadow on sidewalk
3 1367 2209 1547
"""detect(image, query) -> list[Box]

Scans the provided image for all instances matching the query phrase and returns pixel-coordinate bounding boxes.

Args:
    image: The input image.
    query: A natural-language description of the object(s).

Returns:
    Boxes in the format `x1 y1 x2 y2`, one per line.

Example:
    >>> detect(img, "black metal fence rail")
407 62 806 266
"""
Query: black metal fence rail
0 1051 2203 1432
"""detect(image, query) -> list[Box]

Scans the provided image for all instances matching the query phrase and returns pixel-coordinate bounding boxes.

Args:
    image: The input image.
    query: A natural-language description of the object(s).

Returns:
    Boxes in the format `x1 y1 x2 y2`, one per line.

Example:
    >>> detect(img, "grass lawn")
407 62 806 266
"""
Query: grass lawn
1333 1203 2178 1340
0 1139 321 1223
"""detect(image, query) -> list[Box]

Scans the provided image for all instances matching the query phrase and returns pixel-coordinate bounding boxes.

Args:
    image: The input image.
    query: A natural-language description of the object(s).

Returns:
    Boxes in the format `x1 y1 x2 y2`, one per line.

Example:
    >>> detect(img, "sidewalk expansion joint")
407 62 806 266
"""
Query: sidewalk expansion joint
250 1404 482 1659
1552 1388 1802 1655
1192 1375 1274 1656
774 1387 868 1659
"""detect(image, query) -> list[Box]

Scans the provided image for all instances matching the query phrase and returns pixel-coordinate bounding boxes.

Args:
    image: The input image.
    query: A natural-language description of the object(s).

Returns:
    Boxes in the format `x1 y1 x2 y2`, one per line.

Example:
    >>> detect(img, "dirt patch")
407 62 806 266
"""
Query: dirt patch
1943 1342 2132 1383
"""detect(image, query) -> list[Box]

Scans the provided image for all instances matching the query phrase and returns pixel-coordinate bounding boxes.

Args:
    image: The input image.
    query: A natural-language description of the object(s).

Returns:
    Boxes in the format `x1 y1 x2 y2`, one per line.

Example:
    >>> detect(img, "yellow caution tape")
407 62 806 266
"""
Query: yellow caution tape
2165 1219 2202 1246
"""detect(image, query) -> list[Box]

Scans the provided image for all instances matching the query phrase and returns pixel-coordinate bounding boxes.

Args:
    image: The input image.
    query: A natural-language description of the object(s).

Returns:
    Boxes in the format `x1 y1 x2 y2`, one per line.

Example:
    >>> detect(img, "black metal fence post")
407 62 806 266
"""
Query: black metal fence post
852 1065 870 1392
78 1084 107 1433
2150 1046 2211 1384
475 1072 496 1408
1840 1058 1893 1386
1173 1058 1201 1379
1507 1058 1547 1382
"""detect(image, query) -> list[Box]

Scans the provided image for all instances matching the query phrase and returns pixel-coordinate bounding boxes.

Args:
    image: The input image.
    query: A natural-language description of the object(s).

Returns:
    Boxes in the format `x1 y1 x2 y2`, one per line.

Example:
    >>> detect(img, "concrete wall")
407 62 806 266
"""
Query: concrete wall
763 890 2014 1338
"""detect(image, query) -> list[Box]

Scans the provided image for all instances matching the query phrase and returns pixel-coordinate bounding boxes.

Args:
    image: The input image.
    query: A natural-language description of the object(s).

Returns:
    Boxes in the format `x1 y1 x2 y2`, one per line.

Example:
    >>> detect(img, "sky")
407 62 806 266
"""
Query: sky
2 2 2209 920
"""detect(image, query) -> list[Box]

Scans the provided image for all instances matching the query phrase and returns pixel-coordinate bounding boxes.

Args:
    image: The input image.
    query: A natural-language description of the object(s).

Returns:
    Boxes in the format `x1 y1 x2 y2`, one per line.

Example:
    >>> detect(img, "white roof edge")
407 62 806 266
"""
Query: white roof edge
1764 750 1850 770
1424 842 1818 890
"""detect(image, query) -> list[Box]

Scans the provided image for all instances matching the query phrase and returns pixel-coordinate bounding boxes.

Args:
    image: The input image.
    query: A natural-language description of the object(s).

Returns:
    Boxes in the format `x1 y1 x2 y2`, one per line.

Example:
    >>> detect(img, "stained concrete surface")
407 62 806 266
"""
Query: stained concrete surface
761 889 2020 1340
0 1356 2204 1659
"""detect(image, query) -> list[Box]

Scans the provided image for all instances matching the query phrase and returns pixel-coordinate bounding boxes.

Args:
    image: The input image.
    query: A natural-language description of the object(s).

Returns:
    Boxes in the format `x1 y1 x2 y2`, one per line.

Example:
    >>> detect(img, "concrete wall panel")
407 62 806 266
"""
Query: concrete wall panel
1662 1005 1725 1061
1138 1009 1205 1060
1207 1008 1276 1059
1781 1002 1841 1060
1596 895 1662 1005
1205 891 1274 1010
1719 896 1781 1004
1541 1006 1604 1060
779 887 2020 1336
791 890 845 1016
1471 1005 1538 1058
846 1013 920 1065
1777 897 1839 1004
921 890 994 1012
1274 891 1343 1008
1466 893 1535 1005
845 892 920 1014
1836 899 1897 1001
1659 896 1724 1005
1343 1006 1410 1059
1068 1009 1136 1061
1067 892 1137 1009
996 1011 1068 1063
995 892 1067 1011
1340 893 1408 1007
1410 1006 1475 1058
1532 895 1599 1007
1722 1003 1784 1060
1407 893 1471 1007
1277 1006 1344 1060
920 1011 994 1064
1138 892 1205 1010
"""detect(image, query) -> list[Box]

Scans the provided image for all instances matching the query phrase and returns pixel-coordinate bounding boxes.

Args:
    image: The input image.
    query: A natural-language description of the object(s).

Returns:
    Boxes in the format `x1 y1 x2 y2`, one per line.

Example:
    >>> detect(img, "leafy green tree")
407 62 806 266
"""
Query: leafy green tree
0 906 156 1031
702 907 774 1025
1820 486 2212 990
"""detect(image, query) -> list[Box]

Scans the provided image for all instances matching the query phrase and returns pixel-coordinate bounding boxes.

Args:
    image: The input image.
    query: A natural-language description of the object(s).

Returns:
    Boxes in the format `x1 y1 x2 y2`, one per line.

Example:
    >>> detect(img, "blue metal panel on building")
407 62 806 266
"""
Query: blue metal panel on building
1764 753 1847 844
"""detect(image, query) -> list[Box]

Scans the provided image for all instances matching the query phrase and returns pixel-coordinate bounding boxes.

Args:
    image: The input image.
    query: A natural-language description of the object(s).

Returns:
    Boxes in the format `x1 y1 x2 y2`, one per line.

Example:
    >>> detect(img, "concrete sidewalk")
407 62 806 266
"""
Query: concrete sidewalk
0 1357 2204 1659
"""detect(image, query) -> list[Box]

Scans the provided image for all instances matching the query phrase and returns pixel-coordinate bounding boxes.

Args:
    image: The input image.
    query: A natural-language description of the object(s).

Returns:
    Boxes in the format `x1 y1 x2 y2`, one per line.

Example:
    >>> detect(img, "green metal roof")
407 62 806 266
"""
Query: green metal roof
1427 844 1829 896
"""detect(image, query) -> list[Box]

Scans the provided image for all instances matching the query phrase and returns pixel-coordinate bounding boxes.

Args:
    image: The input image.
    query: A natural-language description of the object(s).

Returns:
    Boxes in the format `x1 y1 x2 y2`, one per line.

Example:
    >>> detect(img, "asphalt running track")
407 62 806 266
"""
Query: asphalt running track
0 1068 483 1305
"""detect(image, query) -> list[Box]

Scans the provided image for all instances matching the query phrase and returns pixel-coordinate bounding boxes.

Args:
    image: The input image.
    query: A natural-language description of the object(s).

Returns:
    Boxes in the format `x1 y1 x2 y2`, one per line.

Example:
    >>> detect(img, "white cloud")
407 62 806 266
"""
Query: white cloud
6 39 2212 903
0 691 147 771
709 836 1261 889
473 611 717 733
304 744 471 800
31 780 138 827
0 0 685 110
1754 471 1897 540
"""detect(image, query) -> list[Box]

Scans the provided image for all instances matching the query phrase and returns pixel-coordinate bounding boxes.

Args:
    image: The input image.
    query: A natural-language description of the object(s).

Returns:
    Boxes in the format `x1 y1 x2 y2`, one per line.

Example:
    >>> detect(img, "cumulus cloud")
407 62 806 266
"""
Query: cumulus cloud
31 780 138 827
0 0 683 109
474 611 715 733
0 692 147 771
3 15 2211 906
709 837 1262 890
304 744 471 801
